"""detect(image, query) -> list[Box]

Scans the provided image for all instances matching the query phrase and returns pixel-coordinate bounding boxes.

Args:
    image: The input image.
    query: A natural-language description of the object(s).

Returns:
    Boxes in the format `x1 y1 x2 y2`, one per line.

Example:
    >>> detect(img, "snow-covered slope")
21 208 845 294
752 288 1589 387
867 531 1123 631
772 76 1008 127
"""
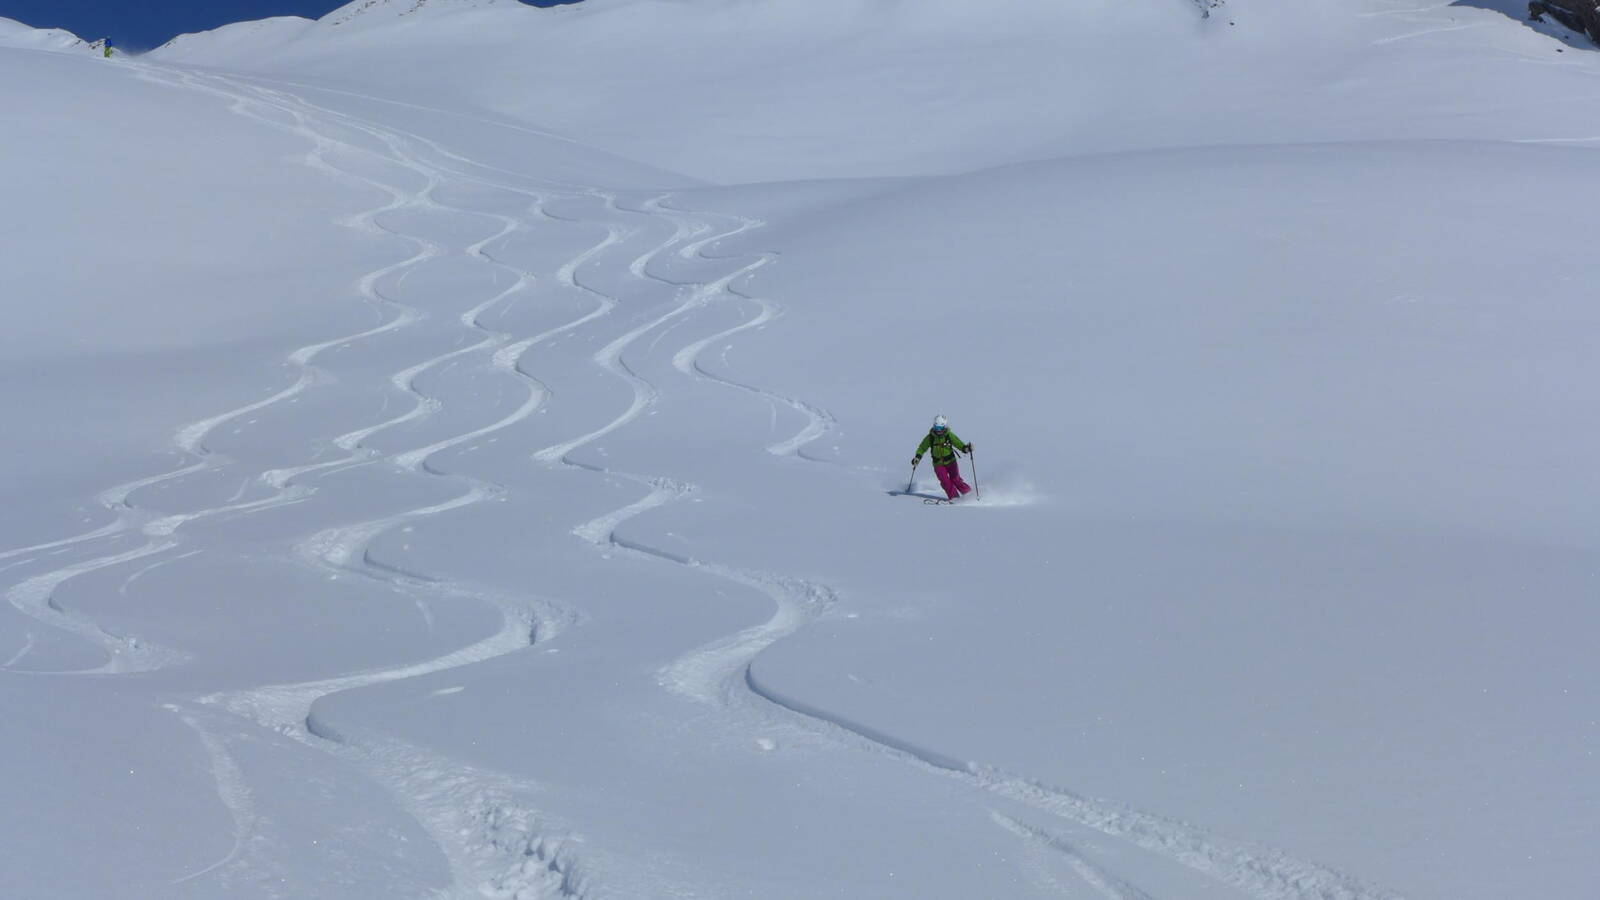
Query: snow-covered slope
0 16 98 53
150 0 1600 183
151 15 317 60
5 1 1600 898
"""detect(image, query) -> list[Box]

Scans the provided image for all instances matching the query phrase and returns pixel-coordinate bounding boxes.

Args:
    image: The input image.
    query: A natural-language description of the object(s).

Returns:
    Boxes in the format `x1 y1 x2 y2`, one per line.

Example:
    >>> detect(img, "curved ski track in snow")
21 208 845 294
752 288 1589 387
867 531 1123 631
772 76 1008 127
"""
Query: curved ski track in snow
0 61 1411 899
524 192 1402 896
651 215 1404 897
525 148 1407 900
0 67 600 898
651 204 837 462
185 74 605 900
533 198 844 709
167 705 259 887
220 79 867 894
991 812 1155 900
158 76 732 896
0 66 443 675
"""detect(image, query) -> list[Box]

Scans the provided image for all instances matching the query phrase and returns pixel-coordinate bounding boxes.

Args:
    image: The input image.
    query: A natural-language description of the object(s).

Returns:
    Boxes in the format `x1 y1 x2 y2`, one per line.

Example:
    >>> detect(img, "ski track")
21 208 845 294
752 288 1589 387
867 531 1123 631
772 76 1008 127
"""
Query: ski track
0 65 597 898
1370 22 1490 45
186 74 599 900
0 61 1411 900
459 115 1404 899
992 812 1157 900
118 548 205 597
2 630 36 668
1 66 438 675
168 705 260 888
539 132 1408 900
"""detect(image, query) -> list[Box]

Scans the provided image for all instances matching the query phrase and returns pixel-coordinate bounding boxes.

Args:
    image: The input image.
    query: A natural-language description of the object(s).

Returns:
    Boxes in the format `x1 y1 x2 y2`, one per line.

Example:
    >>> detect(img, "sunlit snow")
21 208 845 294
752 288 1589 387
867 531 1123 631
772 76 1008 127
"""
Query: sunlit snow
3 1 1598 897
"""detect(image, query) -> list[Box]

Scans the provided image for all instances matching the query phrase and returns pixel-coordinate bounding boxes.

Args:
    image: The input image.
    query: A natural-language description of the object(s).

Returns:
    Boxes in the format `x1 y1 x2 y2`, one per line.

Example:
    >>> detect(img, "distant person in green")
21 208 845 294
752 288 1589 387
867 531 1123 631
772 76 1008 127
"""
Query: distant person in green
102 39 113 58
912 415 973 501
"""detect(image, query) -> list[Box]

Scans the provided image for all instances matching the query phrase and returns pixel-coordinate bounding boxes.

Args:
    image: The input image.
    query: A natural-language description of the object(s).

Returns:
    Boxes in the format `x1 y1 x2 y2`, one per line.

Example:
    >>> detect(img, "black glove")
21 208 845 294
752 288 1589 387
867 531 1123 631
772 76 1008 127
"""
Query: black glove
965 442 974 454
911 456 921 467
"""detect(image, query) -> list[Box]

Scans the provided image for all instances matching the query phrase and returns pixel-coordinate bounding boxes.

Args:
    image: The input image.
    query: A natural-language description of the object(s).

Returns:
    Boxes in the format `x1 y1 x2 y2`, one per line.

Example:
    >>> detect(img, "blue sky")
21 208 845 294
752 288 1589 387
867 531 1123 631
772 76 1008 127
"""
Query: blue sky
0 0 579 52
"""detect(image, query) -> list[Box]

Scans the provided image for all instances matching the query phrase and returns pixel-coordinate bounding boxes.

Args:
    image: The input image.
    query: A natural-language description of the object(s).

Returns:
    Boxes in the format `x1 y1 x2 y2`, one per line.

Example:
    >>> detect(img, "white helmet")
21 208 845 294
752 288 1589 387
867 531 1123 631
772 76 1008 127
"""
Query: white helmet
932 415 949 431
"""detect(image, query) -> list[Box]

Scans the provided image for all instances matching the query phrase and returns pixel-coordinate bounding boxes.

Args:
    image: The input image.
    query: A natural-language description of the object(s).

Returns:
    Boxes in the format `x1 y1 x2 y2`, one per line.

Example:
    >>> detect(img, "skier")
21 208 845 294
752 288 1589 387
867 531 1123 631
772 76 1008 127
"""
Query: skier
102 38 113 58
912 415 973 501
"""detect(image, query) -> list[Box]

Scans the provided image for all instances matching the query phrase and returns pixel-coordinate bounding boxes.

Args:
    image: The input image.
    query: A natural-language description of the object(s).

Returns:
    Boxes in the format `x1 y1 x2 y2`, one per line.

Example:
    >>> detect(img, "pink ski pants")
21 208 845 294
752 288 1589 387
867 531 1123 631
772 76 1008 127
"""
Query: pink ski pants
934 460 971 500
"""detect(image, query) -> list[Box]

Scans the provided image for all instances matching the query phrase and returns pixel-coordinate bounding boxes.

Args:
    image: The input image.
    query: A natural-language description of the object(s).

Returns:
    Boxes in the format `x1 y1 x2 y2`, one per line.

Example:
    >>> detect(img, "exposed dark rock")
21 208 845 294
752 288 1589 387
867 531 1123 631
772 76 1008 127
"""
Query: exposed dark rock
1530 1 1600 41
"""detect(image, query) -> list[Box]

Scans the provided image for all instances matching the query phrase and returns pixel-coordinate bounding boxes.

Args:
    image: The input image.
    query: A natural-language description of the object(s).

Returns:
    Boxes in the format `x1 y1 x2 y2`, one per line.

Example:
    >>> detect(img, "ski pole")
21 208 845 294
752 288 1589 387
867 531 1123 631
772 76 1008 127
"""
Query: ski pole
969 446 980 500
907 459 920 493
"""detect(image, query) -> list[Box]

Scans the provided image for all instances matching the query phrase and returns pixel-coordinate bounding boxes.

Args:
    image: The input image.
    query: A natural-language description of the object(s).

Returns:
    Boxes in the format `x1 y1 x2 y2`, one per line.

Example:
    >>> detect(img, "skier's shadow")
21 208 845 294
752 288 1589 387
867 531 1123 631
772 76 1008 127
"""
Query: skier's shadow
886 489 951 503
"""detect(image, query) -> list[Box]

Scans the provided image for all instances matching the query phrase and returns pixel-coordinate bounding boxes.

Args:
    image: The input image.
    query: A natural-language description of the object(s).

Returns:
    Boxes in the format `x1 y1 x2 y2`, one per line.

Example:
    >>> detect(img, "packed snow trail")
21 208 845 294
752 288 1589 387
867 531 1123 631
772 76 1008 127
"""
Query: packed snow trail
0 57 1417 899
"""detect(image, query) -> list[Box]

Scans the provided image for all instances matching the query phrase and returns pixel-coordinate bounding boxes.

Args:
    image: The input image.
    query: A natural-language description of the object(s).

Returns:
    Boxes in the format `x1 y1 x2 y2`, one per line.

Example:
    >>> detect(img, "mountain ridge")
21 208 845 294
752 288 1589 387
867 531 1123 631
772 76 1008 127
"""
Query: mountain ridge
0 16 99 54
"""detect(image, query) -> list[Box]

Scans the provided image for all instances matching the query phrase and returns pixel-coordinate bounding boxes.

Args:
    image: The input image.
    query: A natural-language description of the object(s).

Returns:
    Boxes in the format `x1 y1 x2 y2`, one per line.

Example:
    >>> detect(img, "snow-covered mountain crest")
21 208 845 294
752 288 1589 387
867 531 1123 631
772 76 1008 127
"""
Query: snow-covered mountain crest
0 17 97 54
322 0 519 27
155 17 317 58
149 0 1600 185
155 0 525 54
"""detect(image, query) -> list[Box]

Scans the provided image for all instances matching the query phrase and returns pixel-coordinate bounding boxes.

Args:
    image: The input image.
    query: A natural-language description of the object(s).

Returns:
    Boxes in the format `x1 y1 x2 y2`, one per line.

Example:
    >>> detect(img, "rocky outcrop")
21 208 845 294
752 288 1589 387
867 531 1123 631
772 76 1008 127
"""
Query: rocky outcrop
1530 1 1600 42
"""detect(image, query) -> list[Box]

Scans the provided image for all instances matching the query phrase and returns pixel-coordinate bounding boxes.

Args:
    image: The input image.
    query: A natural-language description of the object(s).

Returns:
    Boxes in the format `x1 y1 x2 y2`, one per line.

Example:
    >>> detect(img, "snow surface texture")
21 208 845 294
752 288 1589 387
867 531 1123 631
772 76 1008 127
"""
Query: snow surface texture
4 1 1600 898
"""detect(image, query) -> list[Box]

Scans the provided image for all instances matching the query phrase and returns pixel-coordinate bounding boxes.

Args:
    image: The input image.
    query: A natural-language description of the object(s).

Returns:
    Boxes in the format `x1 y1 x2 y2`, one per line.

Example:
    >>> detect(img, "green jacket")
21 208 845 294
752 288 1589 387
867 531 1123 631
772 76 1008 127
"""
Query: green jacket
915 429 969 465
